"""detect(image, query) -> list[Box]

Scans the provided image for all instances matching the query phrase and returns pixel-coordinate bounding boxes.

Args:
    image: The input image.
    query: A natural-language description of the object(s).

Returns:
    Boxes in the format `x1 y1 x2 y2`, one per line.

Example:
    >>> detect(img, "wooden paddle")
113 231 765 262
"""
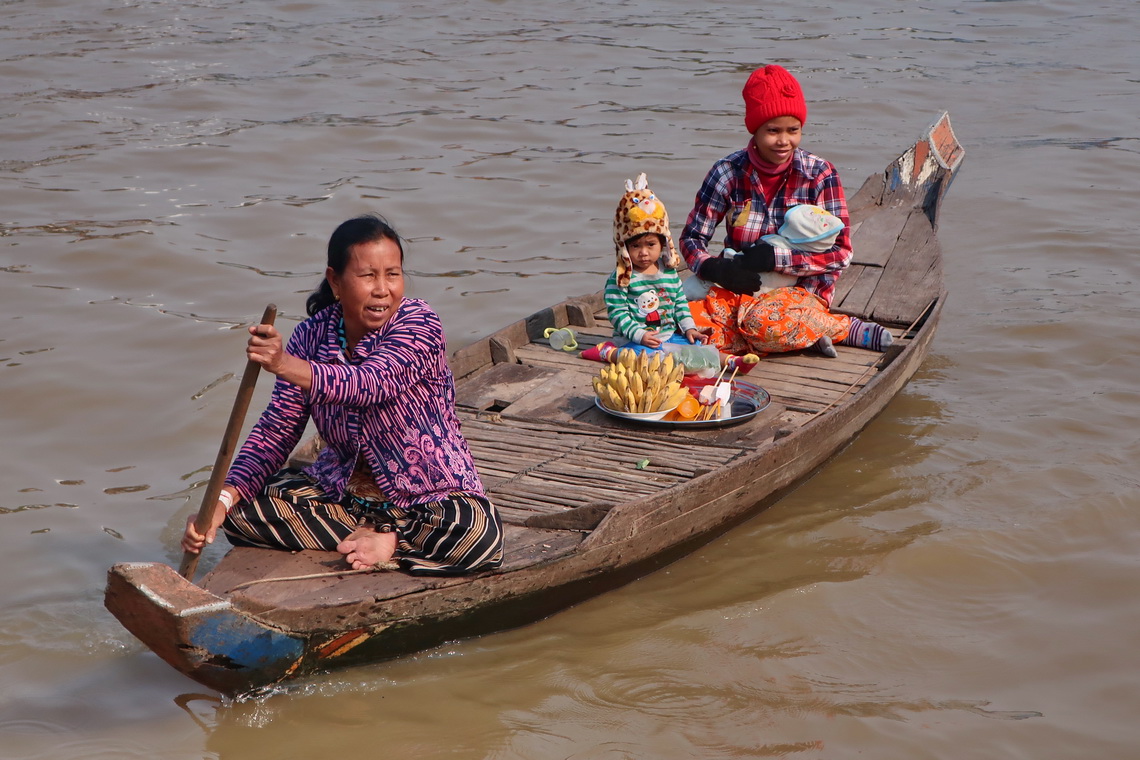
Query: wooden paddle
178 304 277 581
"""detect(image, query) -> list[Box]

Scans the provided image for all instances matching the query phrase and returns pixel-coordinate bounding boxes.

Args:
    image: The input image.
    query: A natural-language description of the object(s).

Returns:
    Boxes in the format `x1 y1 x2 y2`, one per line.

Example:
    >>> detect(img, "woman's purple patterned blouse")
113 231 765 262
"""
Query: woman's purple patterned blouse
225 299 485 510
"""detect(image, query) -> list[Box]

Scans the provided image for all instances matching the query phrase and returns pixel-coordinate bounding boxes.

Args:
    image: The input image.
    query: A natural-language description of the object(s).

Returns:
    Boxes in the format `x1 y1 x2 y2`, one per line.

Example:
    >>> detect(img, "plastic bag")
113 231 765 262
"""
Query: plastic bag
661 342 721 374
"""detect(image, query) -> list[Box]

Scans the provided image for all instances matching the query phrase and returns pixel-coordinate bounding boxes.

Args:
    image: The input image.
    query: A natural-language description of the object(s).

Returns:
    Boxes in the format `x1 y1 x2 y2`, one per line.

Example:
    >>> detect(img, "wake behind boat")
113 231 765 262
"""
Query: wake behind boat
105 113 964 697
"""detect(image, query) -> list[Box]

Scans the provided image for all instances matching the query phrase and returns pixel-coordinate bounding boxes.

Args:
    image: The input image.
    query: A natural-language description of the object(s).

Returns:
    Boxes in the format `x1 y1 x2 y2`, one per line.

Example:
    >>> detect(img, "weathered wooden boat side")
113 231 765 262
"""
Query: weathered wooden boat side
105 113 963 697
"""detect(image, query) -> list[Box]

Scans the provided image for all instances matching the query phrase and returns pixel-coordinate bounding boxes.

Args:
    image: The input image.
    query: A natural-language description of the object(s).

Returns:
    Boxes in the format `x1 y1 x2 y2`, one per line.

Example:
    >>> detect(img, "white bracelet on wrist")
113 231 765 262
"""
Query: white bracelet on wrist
218 489 235 511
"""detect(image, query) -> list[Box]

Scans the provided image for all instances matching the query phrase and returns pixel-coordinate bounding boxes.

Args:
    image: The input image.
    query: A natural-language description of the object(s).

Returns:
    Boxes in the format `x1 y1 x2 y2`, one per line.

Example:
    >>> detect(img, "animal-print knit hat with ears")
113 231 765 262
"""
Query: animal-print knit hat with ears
612 172 681 288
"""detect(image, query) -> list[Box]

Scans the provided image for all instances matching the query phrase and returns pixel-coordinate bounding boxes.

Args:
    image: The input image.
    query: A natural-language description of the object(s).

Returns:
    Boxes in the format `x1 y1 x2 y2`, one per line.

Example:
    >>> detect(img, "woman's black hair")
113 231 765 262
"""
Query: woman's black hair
306 214 405 316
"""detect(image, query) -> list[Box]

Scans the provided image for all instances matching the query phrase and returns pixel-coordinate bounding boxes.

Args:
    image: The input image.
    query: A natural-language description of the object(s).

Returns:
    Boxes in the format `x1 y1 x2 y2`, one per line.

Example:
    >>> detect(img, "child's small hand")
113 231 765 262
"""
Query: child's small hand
641 331 663 349
685 328 709 345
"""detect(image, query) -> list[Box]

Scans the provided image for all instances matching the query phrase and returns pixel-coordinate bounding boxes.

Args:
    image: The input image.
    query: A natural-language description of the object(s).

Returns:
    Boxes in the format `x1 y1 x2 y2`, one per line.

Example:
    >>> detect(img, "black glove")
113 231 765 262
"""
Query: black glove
699 256 761 295
738 240 777 272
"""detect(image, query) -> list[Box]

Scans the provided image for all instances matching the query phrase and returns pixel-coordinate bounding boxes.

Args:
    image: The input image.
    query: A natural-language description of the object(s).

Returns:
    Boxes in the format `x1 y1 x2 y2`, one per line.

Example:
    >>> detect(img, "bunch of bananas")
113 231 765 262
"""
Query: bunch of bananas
592 348 690 414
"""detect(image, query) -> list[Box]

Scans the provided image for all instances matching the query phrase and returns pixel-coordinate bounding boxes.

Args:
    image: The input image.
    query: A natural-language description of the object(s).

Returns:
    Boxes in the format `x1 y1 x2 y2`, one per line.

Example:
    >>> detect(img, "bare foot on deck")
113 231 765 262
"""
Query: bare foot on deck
337 527 398 570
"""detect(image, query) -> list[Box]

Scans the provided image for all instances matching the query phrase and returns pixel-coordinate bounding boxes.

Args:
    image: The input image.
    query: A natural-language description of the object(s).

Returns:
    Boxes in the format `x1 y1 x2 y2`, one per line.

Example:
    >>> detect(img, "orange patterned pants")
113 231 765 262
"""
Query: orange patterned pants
688 285 852 356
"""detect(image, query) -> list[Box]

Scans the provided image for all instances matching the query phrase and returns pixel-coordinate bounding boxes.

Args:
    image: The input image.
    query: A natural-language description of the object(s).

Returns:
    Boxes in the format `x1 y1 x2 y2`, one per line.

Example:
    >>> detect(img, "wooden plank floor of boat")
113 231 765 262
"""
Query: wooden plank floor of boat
457 307 910 530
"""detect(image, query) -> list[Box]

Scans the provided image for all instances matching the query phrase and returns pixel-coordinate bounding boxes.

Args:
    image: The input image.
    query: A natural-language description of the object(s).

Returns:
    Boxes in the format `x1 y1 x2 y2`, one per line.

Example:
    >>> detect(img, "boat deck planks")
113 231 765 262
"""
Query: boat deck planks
454 303 907 530
459 411 748 525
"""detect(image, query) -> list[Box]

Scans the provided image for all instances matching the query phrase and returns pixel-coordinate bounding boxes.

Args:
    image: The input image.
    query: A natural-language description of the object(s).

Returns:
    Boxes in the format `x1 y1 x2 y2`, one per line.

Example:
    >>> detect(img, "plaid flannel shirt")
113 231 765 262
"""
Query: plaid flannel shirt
680 146 852 305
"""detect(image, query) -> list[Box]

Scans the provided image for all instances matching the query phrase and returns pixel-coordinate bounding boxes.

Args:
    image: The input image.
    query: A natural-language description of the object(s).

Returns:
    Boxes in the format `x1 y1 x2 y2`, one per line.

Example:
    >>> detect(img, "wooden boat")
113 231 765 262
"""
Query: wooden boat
105 113 964 697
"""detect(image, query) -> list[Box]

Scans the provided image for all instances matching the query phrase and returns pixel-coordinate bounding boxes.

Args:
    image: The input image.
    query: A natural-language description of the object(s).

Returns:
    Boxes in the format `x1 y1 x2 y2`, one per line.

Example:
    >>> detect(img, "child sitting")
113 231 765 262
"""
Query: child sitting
582 173 757 374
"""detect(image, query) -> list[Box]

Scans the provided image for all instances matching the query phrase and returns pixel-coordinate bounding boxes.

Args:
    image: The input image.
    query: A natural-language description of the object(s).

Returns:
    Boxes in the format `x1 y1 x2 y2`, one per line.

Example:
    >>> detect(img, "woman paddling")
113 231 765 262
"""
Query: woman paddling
181 214 503 576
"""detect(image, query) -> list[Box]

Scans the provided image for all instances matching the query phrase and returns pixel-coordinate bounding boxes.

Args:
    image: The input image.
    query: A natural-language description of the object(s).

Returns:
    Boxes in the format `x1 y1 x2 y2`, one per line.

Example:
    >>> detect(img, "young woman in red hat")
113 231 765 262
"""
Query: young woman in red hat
679 64 892 357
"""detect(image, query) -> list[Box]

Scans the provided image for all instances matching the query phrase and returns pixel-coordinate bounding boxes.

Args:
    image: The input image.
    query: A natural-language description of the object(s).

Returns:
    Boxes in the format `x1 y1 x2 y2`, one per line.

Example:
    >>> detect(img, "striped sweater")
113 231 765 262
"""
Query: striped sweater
603 268 697 345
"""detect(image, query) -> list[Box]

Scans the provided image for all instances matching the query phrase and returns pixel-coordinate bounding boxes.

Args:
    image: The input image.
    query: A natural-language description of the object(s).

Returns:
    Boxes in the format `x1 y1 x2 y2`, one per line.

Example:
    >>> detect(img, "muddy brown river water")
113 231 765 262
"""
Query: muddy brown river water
1 1 1137 757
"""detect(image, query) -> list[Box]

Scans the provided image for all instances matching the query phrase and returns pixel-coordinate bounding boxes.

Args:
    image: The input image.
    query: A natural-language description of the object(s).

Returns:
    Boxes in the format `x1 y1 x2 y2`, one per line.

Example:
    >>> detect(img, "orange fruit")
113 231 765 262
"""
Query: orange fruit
676 395 700 420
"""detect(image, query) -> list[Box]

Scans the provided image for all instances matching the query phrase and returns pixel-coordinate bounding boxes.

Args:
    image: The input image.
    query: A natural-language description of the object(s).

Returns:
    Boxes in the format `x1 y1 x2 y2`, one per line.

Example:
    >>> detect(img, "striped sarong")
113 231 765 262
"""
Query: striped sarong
222 468 504 576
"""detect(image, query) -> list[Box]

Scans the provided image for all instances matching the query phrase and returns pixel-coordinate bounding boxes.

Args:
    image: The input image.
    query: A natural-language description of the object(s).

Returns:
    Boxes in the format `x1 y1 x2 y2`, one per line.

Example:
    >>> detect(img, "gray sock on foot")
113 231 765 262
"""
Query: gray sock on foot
813 335 838 357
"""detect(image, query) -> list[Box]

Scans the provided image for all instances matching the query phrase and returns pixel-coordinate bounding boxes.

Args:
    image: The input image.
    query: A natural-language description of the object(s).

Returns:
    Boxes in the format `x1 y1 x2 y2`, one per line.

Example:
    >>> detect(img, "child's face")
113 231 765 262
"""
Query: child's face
752 116 802 164
626 234 663 271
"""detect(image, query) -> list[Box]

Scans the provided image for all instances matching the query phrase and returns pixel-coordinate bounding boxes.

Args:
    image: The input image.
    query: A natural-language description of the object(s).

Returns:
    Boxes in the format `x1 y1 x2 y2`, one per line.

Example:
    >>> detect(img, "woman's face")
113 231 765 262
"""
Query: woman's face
751 115 802 164
327 237 405 346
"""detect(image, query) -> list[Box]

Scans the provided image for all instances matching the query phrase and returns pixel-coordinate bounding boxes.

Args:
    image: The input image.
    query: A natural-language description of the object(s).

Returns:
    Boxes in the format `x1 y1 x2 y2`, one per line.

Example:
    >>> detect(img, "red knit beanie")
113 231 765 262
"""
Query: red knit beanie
743 65 808 134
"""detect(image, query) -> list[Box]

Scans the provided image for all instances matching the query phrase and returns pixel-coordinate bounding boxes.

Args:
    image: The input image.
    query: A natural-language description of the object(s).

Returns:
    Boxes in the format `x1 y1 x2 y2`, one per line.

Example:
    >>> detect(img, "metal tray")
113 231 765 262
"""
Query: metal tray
593 378 771 429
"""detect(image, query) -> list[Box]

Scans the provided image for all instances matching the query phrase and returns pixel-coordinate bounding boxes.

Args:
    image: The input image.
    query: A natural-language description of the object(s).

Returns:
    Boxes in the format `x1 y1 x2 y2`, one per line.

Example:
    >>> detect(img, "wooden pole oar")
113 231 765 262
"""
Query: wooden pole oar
178 304 277 581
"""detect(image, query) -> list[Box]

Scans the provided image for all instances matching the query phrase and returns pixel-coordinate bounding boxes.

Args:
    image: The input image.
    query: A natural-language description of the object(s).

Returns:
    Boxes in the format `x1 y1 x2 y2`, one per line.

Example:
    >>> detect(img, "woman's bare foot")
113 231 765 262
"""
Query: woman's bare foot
337 526 398 570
